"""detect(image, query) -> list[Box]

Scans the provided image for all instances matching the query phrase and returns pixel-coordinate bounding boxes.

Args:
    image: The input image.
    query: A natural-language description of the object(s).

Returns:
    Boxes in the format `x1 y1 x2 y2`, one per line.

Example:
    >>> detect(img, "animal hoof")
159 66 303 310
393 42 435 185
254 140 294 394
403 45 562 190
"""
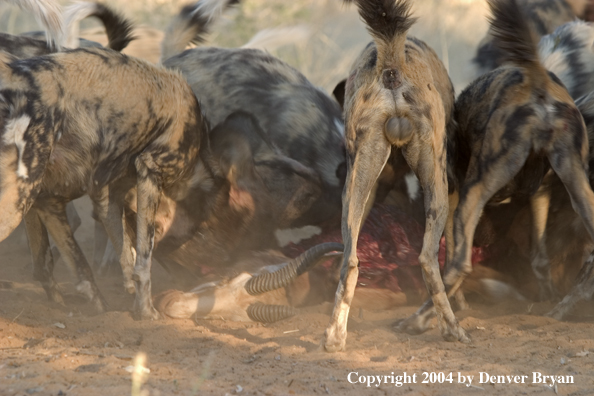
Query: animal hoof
134 305 162 321
393 314 431 335
323 327 347 352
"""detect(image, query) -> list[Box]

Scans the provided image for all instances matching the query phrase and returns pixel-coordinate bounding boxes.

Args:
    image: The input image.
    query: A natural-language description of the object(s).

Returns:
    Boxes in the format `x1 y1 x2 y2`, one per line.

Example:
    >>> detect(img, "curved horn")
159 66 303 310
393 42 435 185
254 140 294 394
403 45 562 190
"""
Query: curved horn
246 303 298 323
245 242 343 296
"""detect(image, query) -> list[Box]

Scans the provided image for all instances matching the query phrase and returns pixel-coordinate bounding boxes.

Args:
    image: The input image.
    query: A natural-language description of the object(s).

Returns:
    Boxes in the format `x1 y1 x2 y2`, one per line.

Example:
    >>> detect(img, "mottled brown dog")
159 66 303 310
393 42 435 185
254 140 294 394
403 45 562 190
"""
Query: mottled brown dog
399 0 594 336
322 0 465 352
0 48 205 319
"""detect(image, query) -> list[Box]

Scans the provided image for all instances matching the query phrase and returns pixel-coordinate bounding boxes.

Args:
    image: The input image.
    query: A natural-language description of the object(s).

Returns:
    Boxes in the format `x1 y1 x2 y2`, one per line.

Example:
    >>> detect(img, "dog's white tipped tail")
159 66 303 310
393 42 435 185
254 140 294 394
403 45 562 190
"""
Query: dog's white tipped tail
241 25 311 51
160 0 240 62
4 0 65 50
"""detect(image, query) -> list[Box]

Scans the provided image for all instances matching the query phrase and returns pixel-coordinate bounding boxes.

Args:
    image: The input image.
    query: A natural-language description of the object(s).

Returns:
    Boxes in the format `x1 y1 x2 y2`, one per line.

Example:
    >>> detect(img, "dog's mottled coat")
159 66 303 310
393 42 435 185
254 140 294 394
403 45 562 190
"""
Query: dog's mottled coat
399 0 594 335
0 47 205 318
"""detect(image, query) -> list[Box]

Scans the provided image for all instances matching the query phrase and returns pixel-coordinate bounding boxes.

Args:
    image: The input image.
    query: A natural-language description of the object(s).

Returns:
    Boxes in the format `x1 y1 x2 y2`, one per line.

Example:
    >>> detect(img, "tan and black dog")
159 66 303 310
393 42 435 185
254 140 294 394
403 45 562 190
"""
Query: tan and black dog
398 0 594 337
0 47 206 319
322 0 467 352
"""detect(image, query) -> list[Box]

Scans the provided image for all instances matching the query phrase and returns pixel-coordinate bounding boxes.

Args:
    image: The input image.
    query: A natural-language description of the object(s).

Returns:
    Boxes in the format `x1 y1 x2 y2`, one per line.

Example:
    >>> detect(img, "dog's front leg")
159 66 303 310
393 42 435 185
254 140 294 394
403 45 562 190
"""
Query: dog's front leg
132 154 162 320
322 130 391 352
92 185 136 294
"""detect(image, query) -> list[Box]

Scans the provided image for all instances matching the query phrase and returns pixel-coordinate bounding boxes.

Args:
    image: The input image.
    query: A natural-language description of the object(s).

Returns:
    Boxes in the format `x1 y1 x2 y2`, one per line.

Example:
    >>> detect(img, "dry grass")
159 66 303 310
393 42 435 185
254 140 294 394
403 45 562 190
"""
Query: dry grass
1 0 489 92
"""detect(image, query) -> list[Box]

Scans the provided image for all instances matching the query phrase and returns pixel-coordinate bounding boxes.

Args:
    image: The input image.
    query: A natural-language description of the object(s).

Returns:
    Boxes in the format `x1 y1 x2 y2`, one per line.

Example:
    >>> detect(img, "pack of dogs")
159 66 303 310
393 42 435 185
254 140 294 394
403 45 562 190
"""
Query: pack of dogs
2 0 594 352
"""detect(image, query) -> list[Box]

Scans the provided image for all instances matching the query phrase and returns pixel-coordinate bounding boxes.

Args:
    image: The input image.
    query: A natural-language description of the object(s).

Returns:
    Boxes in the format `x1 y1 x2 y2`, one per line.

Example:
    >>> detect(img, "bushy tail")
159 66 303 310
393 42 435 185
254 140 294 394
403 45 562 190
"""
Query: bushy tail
4 0 64 50
487 0 549 89
160 0 239 62
63 2 135 51
344 0 416 69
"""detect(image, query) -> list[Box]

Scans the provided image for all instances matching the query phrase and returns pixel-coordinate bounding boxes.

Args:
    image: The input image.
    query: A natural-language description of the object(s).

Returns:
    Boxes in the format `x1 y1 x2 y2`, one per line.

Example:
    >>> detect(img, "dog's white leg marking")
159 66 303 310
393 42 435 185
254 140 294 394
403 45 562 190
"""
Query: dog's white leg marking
3 115 31 180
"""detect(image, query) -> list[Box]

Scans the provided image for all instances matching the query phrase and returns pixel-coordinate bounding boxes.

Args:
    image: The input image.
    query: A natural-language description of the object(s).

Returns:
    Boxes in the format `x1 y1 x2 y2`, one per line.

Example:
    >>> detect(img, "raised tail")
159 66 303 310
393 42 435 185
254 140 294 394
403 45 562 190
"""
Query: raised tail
487 0 549 90
4 0 64 50
160 0 239 62
63 2 135 51
345 0 416 70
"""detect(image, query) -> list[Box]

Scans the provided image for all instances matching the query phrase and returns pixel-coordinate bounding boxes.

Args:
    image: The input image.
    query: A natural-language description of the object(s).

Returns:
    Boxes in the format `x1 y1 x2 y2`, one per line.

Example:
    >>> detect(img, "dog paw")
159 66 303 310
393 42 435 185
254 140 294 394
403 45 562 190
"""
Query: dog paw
393 314 432 335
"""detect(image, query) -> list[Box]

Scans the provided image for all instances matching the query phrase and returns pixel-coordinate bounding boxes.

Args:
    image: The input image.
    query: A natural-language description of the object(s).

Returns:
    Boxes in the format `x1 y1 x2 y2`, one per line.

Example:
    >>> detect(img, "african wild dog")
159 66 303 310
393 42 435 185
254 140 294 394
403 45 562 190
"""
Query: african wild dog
161 0 346 227
398 0 594 337
0 47 206 319
473 0 588 77
322 0 466 352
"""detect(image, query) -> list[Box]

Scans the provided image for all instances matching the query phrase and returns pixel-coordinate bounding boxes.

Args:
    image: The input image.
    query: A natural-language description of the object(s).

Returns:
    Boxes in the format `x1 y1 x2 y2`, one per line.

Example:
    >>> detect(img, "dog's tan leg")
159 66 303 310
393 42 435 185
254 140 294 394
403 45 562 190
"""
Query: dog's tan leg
35 199 107 313
132 154 162 320
530 177 555 300
91 186 136 294
546 150 594 319
396 139 469 342
322 132 391 352
24 209 64 305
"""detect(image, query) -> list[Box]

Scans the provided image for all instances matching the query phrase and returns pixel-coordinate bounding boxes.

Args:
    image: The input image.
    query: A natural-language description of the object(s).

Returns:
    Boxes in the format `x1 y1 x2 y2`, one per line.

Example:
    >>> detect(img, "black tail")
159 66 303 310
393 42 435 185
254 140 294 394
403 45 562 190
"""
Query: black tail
345 0 416 43
63 2 135 52
487 0 549 88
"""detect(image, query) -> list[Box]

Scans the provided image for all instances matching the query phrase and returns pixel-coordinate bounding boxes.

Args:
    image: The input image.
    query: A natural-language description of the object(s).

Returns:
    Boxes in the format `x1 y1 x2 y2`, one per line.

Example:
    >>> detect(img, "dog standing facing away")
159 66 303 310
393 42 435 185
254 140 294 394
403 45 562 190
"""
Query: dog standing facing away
398 0 594 336
0 47 205 319
322 0 467 352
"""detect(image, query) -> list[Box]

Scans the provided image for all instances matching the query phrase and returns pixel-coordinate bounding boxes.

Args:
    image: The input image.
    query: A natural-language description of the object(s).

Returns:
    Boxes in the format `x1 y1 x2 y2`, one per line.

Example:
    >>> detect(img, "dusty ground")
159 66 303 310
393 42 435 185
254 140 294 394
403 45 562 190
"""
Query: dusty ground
1 200 594 396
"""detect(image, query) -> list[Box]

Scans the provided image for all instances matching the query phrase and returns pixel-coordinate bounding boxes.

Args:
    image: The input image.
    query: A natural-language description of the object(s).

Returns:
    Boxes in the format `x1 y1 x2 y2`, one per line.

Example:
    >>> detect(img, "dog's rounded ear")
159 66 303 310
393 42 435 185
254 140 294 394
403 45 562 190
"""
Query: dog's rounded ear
332 79 347 110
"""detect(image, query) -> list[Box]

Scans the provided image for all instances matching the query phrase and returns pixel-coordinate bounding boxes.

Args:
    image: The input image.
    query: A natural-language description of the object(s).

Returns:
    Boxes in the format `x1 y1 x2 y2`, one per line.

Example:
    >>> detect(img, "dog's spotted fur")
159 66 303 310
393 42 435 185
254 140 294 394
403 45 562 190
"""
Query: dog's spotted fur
322 0 466 352
161 1 346 227
400 0 594 335
0 47 206 318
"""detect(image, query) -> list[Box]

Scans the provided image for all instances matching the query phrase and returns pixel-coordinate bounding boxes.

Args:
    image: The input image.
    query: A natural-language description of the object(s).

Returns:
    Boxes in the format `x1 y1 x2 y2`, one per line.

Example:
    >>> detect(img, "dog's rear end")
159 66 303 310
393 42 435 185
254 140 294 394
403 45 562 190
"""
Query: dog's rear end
400 0 594 332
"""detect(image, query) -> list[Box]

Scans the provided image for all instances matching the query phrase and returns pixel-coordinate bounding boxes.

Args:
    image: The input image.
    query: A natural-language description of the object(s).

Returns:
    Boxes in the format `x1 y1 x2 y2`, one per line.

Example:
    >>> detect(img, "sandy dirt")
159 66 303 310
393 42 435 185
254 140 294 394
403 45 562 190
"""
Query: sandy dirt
1 199 594 396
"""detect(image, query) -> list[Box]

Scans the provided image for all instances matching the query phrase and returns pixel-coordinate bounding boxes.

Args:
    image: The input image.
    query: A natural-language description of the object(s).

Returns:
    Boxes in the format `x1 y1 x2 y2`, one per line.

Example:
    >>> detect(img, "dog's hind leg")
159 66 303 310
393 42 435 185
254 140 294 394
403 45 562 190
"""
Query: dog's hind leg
398 137 469 342
398 130 532 337
545 140 594 319
446 191 470 311
323 131 391 352
34 198 107 313
24 209 64 305
530 176 556 300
